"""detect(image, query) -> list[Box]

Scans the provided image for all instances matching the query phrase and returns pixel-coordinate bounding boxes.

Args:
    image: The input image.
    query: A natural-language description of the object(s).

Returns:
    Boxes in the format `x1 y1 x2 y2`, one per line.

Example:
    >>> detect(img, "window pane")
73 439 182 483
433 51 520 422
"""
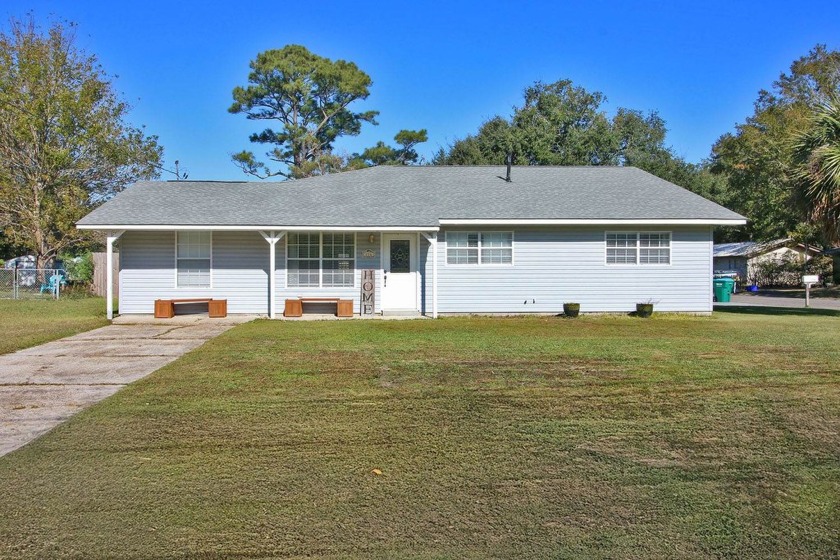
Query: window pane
481 232 512 248
606 233 637 248
448 232 479 248
447 248 478 265
607 248 637 264
639 249 671 264
323 233 354 259
481 248 512 264
640 248 671 264
288 259 319 287
639 233 670 264
323 259 354 287
288 233 319 259
640 233 670 248
389 240 411 273
177 232 211 287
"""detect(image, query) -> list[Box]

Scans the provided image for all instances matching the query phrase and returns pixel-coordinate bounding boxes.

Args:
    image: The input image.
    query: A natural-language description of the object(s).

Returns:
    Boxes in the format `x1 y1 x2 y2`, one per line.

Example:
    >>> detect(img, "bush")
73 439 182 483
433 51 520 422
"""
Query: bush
749 253 834 287
61 252 94 284
807 255 833 284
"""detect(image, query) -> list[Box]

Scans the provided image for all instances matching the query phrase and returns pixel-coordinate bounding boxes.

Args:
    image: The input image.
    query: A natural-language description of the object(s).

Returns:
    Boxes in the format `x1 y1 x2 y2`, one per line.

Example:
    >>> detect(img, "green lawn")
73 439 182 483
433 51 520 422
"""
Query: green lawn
0 297 109 354
0 311 838 558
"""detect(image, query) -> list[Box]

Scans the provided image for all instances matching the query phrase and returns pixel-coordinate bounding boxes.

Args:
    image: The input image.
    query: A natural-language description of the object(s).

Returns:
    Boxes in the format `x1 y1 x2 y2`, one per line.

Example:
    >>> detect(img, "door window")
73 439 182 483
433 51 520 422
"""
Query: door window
389 240 411 273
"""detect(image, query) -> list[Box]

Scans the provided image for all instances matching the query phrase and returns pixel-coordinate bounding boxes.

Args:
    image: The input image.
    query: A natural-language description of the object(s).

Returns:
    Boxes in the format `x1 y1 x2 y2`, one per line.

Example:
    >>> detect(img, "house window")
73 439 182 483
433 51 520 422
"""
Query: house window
176 231 211 287
287 233 320 287
287 233 355 288
606 232 670 265
446 232 513 265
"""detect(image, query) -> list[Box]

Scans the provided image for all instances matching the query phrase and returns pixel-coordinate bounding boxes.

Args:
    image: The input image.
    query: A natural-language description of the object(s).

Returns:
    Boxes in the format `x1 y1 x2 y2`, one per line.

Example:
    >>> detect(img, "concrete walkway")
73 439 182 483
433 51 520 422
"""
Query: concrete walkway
0 315 255 457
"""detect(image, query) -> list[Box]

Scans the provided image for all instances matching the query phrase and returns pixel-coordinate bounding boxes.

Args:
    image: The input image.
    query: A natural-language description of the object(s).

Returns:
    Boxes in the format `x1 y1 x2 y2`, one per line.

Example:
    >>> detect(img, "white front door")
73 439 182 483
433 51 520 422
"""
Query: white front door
382 234 417 311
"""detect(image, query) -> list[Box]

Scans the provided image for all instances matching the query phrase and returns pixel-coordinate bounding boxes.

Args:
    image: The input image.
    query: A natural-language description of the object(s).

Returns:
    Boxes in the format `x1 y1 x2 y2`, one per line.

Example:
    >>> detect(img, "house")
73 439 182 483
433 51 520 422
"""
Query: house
713 238 821 286
76 166 746 319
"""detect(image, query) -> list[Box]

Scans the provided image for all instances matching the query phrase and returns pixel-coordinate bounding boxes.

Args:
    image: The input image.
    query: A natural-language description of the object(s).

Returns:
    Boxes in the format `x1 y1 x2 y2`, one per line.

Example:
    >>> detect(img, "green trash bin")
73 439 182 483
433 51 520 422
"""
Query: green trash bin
713 278 734 302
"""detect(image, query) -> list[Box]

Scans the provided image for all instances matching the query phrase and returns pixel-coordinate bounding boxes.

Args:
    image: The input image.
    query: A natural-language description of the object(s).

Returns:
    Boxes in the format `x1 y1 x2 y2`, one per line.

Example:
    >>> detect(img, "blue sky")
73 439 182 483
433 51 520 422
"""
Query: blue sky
3 1 839 180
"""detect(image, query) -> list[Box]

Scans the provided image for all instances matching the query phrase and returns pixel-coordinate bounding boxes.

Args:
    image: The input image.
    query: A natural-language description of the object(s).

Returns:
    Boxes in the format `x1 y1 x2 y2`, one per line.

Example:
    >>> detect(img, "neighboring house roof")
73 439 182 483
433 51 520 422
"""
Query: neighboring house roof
714 238 821 258
77 165 746 229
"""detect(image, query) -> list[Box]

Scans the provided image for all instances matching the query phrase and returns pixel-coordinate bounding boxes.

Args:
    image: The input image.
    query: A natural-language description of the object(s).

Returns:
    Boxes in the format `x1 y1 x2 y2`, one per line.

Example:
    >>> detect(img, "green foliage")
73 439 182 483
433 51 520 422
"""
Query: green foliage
61 251 93 283
711 45 840 243
349 128 429 167
229 44 379 179
0 231 22 260
749 252 833 287
0 17 162 268
436 80 670 166
433 79 724 207
791 96 840 244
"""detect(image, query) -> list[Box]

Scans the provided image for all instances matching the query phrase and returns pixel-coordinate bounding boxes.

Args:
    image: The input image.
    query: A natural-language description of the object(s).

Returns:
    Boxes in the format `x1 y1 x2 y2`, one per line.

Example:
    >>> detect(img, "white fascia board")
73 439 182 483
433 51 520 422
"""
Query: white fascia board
438 218 747 226
76 224 440 232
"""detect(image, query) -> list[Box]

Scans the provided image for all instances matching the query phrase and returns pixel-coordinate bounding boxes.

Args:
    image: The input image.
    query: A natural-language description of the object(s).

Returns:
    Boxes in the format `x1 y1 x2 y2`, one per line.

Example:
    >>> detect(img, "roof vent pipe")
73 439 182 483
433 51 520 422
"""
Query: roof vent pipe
505 153 512 183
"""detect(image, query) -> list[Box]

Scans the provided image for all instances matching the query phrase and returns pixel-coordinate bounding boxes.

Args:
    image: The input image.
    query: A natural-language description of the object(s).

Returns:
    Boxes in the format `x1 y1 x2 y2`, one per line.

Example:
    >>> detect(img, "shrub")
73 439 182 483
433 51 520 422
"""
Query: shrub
61 252 94 284
749 253 833 287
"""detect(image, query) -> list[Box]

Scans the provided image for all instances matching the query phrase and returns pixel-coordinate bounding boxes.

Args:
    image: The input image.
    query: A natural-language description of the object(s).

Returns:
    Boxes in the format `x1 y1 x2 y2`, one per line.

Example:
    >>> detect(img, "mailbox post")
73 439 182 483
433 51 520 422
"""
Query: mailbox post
803 274 819 307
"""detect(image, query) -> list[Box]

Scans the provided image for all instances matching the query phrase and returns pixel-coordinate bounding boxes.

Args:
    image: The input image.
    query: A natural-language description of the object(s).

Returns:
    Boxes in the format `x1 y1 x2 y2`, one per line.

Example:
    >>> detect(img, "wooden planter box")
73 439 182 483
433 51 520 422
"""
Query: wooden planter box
284 298 303 317
337 299 354 318
208 299 227 318
154 299 175 318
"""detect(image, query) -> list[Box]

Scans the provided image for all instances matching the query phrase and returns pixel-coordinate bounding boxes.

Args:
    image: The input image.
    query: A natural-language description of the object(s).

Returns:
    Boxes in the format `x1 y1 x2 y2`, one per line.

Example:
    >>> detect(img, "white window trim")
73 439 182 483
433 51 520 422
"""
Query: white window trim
444 231 515 267
174 230 213 288
285 232 357 289
605 231 672 266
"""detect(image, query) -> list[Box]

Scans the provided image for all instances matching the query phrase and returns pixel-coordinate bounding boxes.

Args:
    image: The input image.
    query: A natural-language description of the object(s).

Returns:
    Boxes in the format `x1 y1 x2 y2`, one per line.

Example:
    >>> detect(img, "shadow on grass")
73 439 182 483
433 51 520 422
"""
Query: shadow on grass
715 305 840 318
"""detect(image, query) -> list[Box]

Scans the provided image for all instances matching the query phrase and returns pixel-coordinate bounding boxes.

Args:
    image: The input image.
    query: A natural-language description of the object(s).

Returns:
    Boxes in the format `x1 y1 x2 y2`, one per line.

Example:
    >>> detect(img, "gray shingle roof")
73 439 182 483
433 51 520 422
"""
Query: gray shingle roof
77 166 745 228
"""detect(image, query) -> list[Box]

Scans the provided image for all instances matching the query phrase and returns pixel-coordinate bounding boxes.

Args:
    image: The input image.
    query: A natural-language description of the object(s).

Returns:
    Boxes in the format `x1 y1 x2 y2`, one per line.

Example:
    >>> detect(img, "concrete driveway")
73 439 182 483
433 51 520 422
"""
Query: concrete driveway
717 292 840 310
0 315 254 457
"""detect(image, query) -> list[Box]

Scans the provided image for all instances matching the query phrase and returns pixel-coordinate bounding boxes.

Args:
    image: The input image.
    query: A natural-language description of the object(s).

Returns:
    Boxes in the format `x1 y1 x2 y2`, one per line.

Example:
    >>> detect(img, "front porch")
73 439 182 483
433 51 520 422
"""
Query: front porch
105 228 440 319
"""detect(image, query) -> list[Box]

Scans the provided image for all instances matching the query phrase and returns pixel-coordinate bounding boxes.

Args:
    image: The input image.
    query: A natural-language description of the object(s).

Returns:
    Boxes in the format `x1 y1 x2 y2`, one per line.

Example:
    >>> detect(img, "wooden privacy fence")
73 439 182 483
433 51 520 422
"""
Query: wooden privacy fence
92 252 119 297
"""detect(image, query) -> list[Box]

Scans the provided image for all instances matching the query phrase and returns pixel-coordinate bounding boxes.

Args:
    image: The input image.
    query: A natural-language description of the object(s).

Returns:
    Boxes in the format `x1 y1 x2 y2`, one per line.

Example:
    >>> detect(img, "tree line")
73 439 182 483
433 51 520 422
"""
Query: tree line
0 17 838 270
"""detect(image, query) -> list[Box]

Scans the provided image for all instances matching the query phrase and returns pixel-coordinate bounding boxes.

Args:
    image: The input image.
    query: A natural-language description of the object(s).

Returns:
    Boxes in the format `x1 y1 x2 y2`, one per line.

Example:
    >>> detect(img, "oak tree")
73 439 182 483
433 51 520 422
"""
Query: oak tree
0 18 162 269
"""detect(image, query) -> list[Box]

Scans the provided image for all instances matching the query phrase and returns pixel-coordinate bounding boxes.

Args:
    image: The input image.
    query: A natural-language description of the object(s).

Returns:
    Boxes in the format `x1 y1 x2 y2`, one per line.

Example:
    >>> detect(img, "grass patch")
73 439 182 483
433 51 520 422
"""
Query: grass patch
0 297 109 354
0 313 838 558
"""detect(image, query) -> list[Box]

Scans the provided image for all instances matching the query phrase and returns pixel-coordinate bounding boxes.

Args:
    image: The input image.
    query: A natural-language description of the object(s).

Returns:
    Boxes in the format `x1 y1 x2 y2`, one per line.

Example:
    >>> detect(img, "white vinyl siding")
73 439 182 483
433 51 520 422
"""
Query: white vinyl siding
176 231 211 287
424 227 712 314
606 232 671 265
286 232 356 288
446 231 513 265
120 231 268 314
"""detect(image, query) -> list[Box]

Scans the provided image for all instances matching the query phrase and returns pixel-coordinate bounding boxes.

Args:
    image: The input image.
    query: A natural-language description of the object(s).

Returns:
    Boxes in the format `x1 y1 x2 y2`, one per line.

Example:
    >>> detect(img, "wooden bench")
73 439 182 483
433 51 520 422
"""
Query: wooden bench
155 298 228 318
284 297 353 318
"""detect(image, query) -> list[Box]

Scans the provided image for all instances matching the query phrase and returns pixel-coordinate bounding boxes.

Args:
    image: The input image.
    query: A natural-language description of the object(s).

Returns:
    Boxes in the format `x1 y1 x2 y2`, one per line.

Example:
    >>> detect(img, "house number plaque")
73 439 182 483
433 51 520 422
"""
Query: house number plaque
360 269 375 315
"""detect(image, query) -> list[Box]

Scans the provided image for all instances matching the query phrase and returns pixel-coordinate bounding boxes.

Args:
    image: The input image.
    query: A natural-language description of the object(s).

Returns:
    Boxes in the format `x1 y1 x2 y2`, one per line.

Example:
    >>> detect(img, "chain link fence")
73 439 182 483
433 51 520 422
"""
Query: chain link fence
0 269 67 299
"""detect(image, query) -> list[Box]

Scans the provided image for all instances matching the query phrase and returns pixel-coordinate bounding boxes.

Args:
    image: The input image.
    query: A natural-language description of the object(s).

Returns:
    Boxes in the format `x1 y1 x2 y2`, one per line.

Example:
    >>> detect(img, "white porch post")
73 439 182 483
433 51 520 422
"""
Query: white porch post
432 233 438 318
421 232 439 319
259 231 286 319
106 230 125 320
